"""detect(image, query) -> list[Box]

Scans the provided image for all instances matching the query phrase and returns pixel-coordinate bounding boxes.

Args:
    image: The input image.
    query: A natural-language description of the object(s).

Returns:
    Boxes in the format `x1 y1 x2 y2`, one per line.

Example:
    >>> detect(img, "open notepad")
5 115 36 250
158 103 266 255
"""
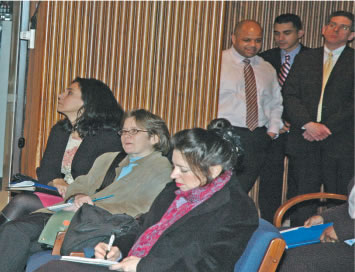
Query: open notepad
61 256 118 267
47 203 74 212
47 194 115 212
280 222 333 249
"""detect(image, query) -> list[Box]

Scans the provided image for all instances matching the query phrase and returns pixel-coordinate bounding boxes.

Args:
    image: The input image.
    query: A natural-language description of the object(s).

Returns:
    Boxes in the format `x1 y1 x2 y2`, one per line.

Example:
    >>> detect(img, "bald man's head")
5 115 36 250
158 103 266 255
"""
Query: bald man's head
234 20 262 35
232 20 263 58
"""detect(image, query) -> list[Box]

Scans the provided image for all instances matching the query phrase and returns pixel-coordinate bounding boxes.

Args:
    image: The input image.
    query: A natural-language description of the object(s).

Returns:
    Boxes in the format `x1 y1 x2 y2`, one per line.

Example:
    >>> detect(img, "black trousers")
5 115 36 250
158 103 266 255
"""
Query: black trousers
288 148 354 226
278 241 354 272
259 133 296 223
0 212 51 272
233 126 272 193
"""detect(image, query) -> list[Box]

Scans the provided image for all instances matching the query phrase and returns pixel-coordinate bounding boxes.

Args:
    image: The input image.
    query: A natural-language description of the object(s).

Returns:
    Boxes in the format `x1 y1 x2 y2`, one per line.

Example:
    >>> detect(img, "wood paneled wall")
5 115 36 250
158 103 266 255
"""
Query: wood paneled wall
22 1 354 178
22 1 226 177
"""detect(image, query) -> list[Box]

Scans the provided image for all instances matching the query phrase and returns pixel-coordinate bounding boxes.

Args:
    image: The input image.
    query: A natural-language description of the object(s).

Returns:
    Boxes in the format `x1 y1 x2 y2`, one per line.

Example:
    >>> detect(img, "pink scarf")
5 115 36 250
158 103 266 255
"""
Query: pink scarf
128 170 232 258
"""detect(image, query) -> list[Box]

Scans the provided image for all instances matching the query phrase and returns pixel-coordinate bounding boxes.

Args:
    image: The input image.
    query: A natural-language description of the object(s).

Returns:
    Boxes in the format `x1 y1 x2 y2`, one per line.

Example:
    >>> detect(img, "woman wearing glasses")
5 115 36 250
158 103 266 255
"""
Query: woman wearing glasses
35 122 258 272
60 109 172 216
0 109 172 272
0 78 124 226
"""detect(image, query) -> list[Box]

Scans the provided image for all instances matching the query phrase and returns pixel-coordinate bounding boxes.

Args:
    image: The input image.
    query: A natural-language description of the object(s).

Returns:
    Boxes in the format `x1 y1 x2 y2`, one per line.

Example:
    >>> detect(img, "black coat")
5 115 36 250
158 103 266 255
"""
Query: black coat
259 44 309 122
282 46 354 158
120 174 259 272
36 122 122 184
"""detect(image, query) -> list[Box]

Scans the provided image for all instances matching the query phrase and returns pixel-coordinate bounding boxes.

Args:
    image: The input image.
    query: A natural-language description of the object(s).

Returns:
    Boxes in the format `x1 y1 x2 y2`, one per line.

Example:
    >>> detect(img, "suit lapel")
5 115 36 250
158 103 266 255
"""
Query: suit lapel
313 48 324 94
276 48 282 72
325 46 350 88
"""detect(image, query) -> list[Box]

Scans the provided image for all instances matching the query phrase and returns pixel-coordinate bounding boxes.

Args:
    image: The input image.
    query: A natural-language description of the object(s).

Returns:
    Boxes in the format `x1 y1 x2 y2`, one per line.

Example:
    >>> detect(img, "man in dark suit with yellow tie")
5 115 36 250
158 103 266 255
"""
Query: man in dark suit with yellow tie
283 11 354 225
258 14 309 223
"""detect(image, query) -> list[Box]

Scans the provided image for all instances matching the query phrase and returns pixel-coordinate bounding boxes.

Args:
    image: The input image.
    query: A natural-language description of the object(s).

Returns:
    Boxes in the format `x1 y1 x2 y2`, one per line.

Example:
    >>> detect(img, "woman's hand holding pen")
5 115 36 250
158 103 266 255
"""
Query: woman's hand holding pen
95 242 121 261
94 241 141 271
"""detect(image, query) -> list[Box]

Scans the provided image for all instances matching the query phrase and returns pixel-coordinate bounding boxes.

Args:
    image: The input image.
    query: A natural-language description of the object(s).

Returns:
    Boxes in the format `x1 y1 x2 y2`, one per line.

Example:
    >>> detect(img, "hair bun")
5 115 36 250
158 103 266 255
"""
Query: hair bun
207 118 244 159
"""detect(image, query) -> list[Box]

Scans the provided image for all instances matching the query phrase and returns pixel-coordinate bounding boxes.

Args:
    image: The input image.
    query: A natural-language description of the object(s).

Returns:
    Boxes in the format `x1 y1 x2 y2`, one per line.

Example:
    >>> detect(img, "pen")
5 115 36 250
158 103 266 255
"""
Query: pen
92 194 114 202
105 233 116 260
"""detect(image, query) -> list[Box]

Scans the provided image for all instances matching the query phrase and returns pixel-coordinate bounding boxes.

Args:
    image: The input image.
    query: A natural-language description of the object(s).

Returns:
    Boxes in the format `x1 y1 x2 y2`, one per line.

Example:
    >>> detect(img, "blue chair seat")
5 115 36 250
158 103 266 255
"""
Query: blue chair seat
26 250 60 272
235 218 285 272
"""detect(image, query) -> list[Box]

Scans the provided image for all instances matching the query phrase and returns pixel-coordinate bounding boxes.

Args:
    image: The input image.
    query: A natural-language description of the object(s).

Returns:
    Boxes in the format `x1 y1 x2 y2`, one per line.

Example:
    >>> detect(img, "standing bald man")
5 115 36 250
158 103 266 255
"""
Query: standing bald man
218 20 283 192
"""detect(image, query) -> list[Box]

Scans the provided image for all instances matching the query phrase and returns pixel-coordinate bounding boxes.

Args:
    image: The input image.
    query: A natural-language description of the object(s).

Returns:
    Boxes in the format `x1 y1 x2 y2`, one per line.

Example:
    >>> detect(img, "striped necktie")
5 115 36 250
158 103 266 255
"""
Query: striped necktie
278 54 291 86
243 58 258 131
317 51 333 122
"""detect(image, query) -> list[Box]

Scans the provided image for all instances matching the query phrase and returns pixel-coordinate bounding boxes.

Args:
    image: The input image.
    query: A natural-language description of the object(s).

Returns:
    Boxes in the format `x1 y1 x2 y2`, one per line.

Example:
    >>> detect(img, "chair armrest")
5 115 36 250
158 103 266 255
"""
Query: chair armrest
52 231 66 256
258 238 286 272
273 193 347 227
70 252 85 257
52 231 85 257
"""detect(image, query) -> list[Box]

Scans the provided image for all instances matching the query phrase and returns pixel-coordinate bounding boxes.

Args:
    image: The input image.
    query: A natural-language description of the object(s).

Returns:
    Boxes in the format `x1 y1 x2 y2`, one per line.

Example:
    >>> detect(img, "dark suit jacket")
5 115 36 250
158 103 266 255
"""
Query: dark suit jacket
259 44 309 122
36 122 122 184
259 44 309 74
116 174 259 272
283 46 354 158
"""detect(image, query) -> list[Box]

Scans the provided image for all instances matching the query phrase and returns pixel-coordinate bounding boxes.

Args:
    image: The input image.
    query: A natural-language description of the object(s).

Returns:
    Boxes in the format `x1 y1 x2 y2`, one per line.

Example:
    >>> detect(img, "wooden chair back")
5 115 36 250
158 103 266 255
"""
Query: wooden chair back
273 192 347 228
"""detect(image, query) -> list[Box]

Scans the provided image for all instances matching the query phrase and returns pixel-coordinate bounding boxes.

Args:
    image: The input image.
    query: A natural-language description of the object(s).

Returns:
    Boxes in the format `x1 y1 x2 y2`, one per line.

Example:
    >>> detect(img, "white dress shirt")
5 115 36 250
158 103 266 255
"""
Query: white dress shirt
218 47 283 134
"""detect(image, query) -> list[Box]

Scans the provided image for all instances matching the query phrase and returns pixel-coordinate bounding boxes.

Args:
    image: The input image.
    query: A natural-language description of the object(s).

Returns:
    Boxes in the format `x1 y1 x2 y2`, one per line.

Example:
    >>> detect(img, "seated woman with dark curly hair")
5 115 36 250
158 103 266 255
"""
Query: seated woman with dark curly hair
0 109 172 272
0 77 124 225
36 123 258 272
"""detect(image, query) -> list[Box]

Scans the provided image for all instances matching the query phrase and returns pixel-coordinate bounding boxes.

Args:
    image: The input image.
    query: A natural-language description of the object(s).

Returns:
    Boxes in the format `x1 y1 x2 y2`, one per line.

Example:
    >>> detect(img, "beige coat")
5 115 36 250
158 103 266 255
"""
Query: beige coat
39 151 172 217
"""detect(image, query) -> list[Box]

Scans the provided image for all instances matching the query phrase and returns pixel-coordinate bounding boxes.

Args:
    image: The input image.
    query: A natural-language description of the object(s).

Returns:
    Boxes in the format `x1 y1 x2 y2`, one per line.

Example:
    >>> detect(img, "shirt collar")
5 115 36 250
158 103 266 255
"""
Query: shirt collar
230 46 258 65
324 44 346 57
129 157 141 163
119 151 159 167
280 44 301 59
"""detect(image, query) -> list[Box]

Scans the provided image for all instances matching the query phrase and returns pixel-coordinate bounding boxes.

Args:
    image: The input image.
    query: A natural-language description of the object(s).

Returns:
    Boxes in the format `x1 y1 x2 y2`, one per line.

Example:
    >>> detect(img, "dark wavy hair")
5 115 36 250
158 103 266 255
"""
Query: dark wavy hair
123 109 171 155
171 125 242 184
59 77 124 138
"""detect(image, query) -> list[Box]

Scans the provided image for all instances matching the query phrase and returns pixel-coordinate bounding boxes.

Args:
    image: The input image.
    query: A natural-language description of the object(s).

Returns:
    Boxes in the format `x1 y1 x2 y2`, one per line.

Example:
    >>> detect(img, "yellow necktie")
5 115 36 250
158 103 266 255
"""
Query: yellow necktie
316 52 333 122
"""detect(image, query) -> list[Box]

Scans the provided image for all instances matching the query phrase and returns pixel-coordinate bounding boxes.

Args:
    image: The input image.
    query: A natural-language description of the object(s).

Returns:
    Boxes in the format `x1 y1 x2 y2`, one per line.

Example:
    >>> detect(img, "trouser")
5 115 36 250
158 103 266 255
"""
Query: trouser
0 212 51 272
259 133 297 223
278 241 354 272
233 126 272 193
288 148 353 226
1 192 43 224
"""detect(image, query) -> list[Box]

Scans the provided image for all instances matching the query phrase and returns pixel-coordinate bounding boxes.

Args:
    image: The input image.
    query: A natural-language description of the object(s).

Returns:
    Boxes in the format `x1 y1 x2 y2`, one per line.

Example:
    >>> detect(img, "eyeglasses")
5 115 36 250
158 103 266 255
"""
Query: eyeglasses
118 129 149 136
327 21 352 31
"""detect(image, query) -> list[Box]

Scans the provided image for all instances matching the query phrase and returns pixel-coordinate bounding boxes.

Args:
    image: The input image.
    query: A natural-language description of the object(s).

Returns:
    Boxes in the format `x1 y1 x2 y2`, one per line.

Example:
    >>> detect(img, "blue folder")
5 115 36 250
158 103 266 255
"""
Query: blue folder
280 222 333 249
8 180 60 196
